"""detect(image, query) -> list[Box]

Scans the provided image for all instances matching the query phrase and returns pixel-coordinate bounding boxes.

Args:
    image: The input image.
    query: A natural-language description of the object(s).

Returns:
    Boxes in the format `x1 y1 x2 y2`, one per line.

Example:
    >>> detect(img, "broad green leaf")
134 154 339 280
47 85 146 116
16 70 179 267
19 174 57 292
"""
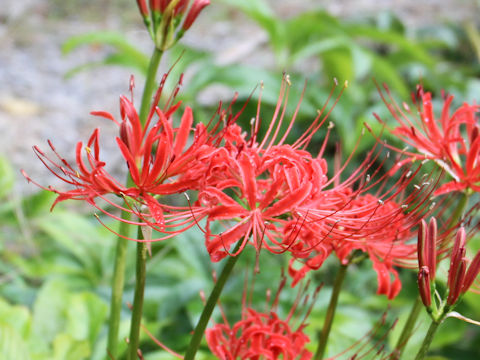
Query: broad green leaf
321 47 354 83
62 32 149 76
344 24 435 67
32 280 69 343
34 211 110 284
65 292 108 344
0 298 31 338
0 323 31 360
370 55 409 98
52 334 90 360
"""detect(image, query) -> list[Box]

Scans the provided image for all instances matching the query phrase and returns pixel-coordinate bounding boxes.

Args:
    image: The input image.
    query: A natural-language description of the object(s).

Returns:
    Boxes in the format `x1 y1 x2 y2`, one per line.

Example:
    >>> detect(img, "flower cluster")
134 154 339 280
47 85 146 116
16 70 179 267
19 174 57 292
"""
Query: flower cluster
376 84 480 195
193 77 437 298
417 218 480 310
23 75 219 240
136 0 210 50
206 276 315 360
25 74 439 298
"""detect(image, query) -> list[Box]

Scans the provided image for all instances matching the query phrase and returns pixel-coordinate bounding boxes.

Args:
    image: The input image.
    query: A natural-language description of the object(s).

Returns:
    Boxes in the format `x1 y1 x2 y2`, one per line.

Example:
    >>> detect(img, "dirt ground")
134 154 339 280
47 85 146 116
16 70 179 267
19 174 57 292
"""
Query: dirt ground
1 0 478 193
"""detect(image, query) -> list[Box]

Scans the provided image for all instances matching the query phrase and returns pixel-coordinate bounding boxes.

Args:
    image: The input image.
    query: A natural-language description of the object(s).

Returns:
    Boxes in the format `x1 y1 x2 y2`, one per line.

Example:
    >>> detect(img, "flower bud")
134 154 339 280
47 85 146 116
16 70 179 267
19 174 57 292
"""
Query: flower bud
182 0 210 30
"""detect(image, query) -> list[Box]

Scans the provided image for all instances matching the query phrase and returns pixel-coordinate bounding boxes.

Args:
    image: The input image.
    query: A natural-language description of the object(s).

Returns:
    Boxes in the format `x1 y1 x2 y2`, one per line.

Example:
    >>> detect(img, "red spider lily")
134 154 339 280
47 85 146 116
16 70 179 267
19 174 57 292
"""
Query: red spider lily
22 129 127 210
23 75 218 241
289 190 427 299
207 309 312 360
94 75 214 197
375 84 480 195
206 276 317 360
197 76 344 262
286 147 439 298
199 146 320 262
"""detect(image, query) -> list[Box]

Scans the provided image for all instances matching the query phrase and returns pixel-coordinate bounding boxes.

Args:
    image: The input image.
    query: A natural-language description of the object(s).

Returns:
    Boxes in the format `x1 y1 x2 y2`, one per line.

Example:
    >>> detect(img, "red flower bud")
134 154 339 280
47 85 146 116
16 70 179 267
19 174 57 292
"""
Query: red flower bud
136 0 149 16
417 218 437 281
182 0 210 30
463 250 480 292
174 0 189 15
447 258 467 306
418 266 431 307
150 0 161 12
448 227 466 291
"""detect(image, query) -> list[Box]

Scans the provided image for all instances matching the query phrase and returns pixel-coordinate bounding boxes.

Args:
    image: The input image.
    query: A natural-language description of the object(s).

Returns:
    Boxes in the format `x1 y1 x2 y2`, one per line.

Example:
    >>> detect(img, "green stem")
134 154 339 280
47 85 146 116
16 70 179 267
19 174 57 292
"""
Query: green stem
392 296 423 360
447 191 469 229
414 319 441 360
314 263 349 360
124 46 163 359
127 231 147 360
106 218 130 358
184 242 243 360
139 47 163 125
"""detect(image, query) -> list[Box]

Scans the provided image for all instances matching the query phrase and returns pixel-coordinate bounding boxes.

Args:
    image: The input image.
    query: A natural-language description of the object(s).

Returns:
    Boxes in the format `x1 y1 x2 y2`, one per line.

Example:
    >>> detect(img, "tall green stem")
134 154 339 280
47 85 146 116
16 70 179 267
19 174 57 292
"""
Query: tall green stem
126 47 164 359
106 219 130 358
414 319 441 360
314 263 349 360
139 48 163 125
184 242 243 360
127 232 148 360
107 46 163 359
392 296 423 360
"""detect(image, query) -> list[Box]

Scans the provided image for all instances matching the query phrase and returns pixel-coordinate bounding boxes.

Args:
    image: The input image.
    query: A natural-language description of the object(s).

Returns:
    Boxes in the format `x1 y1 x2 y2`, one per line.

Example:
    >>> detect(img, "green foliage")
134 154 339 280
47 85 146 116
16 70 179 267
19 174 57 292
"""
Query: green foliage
62 32 150 78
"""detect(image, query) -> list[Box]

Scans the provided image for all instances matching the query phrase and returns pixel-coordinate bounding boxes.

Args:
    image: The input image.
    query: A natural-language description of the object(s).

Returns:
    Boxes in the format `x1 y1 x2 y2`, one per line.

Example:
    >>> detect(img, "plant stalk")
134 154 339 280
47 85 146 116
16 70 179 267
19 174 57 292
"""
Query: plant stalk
414 318 441 360
184 241 243 360
392 296 423 360
108 46 163 359
139 47 163 125
127 230 148 360
314 263 349 360
106 218 131 358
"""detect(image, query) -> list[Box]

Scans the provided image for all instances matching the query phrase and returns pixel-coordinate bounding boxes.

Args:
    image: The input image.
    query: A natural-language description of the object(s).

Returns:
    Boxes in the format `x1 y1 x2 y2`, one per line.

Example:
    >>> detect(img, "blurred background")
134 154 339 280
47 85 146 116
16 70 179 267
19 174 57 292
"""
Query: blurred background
1 1 480 359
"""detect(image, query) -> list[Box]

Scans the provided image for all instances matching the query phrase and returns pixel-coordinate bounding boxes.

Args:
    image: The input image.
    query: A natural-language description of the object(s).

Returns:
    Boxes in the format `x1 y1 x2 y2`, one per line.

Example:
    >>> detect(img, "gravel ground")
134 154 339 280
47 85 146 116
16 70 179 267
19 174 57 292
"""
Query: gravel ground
1 0 478 194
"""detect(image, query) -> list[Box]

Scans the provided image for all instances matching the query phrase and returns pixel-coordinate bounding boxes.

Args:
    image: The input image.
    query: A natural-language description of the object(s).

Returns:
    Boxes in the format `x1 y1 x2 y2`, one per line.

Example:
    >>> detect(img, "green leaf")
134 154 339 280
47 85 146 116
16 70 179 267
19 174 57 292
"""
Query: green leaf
0 298 31 338
65 292 108 344
62 32 149 77
0 156 14 198
344 24 435 67
52 334 90 360
32 280 69 344
0 323 31 360
321 47 354 83
216 0 286 62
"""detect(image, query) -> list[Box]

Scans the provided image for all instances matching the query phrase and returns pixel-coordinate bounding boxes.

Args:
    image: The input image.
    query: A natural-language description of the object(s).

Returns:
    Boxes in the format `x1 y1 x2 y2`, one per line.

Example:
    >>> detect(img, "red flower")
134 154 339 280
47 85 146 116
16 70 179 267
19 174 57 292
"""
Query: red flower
22 129 126 210
376 84 480 195
289 190 427 299
198 76 343 262
206 276 315 360
23 75 214 240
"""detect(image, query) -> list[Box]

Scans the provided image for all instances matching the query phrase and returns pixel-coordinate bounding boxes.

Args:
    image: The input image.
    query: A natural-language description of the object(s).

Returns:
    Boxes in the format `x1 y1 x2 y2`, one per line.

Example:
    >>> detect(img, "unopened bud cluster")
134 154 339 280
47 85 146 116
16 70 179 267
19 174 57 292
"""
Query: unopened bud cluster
136 0 210 50
417 218 480 320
